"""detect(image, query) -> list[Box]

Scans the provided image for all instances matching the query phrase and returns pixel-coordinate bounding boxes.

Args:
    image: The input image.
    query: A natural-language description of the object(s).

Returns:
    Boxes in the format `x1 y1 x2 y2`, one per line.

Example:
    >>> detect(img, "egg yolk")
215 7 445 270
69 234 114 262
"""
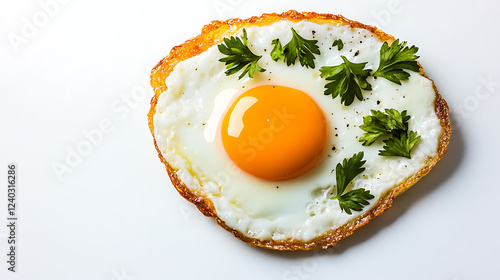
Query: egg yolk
221 85 328 181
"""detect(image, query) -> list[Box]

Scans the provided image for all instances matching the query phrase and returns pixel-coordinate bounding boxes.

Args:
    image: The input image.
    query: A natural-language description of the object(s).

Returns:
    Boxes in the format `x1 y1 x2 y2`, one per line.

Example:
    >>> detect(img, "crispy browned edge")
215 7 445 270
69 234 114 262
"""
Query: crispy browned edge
147 10 452 251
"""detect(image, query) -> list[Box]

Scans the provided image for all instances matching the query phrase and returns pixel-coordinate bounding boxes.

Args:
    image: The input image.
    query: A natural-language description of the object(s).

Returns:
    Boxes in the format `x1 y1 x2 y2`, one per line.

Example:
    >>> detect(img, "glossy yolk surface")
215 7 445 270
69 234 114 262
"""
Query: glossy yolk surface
221 85 328 181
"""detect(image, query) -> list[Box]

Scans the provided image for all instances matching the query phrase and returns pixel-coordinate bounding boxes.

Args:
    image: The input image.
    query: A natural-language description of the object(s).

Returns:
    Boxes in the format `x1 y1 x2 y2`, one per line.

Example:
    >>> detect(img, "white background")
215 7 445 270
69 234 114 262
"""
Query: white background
1 0 499 279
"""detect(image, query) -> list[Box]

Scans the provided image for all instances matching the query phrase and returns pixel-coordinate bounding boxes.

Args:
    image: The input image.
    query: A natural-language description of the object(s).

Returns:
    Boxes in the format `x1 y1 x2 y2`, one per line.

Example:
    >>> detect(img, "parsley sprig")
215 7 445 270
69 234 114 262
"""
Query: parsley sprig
379 130 420 159
372 39 420 84
332 39 344 51
331 152 374 215
319 56 372 106
359 109 410 146
359 109 420 159
320 39 420 106
218 29 265 79
271 28 320 68
270 38 283 62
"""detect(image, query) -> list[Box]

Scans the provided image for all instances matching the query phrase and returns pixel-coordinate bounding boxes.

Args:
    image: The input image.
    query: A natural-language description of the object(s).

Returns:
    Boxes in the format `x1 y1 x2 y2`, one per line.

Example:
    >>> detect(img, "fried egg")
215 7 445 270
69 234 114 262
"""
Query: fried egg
150 12 450 250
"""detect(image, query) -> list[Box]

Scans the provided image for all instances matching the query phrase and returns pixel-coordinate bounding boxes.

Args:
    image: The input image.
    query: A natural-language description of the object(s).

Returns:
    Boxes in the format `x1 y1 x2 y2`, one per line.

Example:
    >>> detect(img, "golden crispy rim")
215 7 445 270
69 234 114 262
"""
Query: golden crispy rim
148 10 452 251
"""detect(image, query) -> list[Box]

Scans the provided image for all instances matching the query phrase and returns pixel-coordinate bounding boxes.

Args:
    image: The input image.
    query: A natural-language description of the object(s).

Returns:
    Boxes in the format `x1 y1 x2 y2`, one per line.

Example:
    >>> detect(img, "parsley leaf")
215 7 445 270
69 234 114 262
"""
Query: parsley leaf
332 39 344 51
335 152 366 195
337 188 374 215
271 28 320 68
359 109 420 159
270 38 283 62
359 109 410 146
218 29 265 79
331 152 374 215
379 130 421 159
372 39 420 85
320 56 372 106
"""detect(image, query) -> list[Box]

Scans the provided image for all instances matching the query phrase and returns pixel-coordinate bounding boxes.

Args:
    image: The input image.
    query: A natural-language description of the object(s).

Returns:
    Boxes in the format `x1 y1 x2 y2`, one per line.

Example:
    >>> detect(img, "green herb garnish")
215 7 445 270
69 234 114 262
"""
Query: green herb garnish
372 39 420 85
319 56 372 106
359 109 410 146
359 109 420 159
270 28 320 68
331 152 374 215
379 130 421 159
218 29 265 79
270 38 283 62
332 39 344 51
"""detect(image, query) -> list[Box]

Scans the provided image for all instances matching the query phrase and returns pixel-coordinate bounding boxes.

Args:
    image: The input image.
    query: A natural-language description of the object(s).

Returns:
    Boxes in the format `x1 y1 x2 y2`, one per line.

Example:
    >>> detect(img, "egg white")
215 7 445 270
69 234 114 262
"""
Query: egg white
153 20 441 241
